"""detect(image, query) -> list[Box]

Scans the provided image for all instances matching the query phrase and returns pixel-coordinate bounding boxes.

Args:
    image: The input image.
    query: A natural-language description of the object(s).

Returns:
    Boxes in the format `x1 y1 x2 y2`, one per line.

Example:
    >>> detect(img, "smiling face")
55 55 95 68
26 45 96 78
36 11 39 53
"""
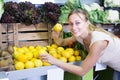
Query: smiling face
68 10 90 39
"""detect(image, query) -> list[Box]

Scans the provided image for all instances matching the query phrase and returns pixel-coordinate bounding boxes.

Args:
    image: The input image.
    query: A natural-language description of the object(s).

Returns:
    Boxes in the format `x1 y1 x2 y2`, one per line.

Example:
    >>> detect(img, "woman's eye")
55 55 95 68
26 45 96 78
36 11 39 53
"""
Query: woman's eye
69 23 73 26
75 22 80 25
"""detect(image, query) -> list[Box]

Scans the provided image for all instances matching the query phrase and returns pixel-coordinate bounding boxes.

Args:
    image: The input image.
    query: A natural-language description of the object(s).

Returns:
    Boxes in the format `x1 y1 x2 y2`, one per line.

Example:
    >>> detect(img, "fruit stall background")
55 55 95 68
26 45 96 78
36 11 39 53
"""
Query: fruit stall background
0 0 120 80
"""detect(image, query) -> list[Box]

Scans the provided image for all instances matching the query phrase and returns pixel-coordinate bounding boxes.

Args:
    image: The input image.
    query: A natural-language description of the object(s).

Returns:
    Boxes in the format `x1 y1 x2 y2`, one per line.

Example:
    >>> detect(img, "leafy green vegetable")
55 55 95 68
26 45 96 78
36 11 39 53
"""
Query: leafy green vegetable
0 0 4 20
88 9 109 24
104 0 120 7
59 0 83 24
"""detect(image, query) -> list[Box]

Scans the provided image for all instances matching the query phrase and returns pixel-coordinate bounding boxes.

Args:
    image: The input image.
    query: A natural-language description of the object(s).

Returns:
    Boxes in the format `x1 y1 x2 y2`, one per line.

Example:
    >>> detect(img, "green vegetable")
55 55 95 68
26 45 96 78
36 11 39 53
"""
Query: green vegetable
107 10 120 23
59 0 83 24
0 0 4 20
104 0 120 7
88 9 109 24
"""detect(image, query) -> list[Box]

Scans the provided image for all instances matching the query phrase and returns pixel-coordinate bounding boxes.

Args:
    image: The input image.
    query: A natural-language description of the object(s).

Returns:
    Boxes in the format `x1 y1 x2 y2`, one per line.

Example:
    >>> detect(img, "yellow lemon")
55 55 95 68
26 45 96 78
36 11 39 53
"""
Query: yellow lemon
53 23 63 32
32 51 39 58
28 46 35 51
48 47 56 52
76 56 81 61
51 44 58 49
25 52 33 60
57 47 64 54
74 50 80 56
33 59 43 67
17 48 25 54
13 52 23 59
22 46 29 52
39 49 47 54
14 59 19 64
57 54 61 59
31 58 37 62
35 45 42 50
62 50 71 58
42 47 47 51
49 50 57 54
13 46 18 52
15 61 24 70
25 61 34 69
59 57 67 63
46 45 50 49
17 54 28 63
33 51 39 58
66 48 74 55
51 53 58 58
43 62 51 66
68 56 76 62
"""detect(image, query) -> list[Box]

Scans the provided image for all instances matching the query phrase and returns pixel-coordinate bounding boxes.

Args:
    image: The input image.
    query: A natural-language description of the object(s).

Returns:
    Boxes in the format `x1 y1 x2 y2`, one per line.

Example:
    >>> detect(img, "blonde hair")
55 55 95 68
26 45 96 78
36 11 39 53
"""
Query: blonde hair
89 24 117 38
68 9 117 38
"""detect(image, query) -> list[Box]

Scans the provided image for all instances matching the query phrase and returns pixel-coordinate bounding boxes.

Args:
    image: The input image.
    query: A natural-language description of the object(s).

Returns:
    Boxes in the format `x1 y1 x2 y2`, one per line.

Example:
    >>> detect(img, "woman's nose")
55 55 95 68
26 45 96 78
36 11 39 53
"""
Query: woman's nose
72 24 76 30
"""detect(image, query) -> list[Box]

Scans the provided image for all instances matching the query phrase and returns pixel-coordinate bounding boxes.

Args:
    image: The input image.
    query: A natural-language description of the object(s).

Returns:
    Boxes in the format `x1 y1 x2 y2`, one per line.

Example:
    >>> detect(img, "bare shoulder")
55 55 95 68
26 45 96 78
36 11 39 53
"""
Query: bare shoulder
89 40 108 54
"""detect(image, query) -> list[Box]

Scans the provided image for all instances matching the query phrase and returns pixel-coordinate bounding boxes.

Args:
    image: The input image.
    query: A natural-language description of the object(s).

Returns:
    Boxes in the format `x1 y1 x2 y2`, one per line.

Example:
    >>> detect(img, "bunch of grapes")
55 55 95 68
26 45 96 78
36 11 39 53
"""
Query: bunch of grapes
40 2 61 26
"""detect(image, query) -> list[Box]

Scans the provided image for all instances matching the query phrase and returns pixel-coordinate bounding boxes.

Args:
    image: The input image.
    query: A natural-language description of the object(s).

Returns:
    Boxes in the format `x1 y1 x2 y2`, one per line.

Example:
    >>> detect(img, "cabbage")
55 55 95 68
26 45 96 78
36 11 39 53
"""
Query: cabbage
0 0 4 20
83 4 91 12
90 3 102 11
83 3 103 12
107 10 119 23
104 0 120 7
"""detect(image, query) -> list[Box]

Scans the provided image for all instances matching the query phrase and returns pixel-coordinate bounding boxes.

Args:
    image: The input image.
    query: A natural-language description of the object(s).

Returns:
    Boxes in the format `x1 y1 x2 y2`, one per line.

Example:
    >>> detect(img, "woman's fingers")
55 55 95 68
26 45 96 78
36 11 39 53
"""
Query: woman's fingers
52 30 60 38
39 53 49 62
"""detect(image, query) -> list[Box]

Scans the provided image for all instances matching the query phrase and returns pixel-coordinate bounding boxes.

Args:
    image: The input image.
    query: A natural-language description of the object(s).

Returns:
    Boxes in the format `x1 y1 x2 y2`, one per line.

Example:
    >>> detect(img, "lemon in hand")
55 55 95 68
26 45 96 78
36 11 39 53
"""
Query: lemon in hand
53 23 62 32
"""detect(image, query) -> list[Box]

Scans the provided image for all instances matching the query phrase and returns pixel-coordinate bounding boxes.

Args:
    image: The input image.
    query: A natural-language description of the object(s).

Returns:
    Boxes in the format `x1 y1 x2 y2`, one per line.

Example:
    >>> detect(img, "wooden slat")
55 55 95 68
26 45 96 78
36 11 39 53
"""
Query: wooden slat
19 40 49 47
1 34 7 42
48 24 52 45
7 23 14 33
18 23 48 31
0 24 8 49
8 32 48 41
7 23 48 32
13 24 19 47
0 24 8 33
0 24 2 49
0 43 8 49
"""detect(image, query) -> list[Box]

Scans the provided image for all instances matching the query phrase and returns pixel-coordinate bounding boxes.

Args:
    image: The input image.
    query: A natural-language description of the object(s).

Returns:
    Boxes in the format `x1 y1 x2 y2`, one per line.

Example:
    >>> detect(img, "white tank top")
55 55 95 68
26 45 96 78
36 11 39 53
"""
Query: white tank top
90 31 120 71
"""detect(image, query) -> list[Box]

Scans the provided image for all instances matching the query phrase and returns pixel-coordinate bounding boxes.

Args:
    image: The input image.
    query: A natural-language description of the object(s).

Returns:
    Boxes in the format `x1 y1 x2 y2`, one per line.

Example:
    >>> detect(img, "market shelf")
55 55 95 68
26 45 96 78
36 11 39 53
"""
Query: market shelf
2 61 93 80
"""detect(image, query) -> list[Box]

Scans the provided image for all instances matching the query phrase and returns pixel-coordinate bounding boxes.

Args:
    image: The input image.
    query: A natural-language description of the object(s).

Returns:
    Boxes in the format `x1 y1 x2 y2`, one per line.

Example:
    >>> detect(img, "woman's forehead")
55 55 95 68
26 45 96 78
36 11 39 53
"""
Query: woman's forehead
69 13 86 21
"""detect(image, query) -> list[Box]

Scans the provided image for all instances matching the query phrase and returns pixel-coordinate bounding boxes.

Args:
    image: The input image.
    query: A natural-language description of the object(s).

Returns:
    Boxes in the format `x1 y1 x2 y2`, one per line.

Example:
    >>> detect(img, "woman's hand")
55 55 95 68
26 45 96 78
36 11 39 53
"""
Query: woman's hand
52 30 61 40
39 53 57 65
52 30 63 46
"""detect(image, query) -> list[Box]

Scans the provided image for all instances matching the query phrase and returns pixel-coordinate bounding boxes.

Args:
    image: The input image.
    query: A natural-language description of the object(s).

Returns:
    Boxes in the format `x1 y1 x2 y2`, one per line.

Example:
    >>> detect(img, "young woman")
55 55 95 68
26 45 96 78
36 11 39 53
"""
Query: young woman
39 9 120 80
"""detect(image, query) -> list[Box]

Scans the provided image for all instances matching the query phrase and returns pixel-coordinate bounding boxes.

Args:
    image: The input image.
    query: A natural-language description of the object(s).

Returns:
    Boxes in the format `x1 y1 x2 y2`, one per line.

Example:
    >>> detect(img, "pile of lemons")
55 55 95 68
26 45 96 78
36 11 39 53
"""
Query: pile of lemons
13 44 81 70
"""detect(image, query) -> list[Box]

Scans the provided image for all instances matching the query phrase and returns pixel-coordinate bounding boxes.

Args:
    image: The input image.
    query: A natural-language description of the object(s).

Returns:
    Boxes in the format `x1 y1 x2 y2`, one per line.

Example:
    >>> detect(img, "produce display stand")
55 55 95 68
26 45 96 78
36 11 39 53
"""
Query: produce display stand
4 61 93 80
0 23 93 80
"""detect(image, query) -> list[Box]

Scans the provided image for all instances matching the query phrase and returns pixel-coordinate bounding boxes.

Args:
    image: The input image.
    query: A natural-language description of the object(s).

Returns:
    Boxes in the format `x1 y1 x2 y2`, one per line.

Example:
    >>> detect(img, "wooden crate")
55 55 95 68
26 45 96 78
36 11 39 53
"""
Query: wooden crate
0 23 53 49
0 24 8 49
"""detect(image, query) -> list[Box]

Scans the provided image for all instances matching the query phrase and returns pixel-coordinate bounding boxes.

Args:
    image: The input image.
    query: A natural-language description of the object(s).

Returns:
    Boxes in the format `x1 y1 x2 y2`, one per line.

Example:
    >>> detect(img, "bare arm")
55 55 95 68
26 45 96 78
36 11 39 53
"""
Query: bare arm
52 30 76 46
40 40 108 76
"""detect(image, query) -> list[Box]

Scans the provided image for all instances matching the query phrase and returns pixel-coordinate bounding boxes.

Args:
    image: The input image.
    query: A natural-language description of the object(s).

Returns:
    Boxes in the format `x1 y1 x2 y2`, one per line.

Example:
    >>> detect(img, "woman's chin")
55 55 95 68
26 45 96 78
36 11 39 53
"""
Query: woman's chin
74 34 80 37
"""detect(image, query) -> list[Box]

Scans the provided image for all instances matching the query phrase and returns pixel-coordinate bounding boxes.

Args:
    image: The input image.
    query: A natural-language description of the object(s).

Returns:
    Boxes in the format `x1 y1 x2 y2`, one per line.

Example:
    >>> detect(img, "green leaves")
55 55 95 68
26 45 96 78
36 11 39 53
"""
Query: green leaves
88 9 109 24
0 0 4 20
59 0 83 24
